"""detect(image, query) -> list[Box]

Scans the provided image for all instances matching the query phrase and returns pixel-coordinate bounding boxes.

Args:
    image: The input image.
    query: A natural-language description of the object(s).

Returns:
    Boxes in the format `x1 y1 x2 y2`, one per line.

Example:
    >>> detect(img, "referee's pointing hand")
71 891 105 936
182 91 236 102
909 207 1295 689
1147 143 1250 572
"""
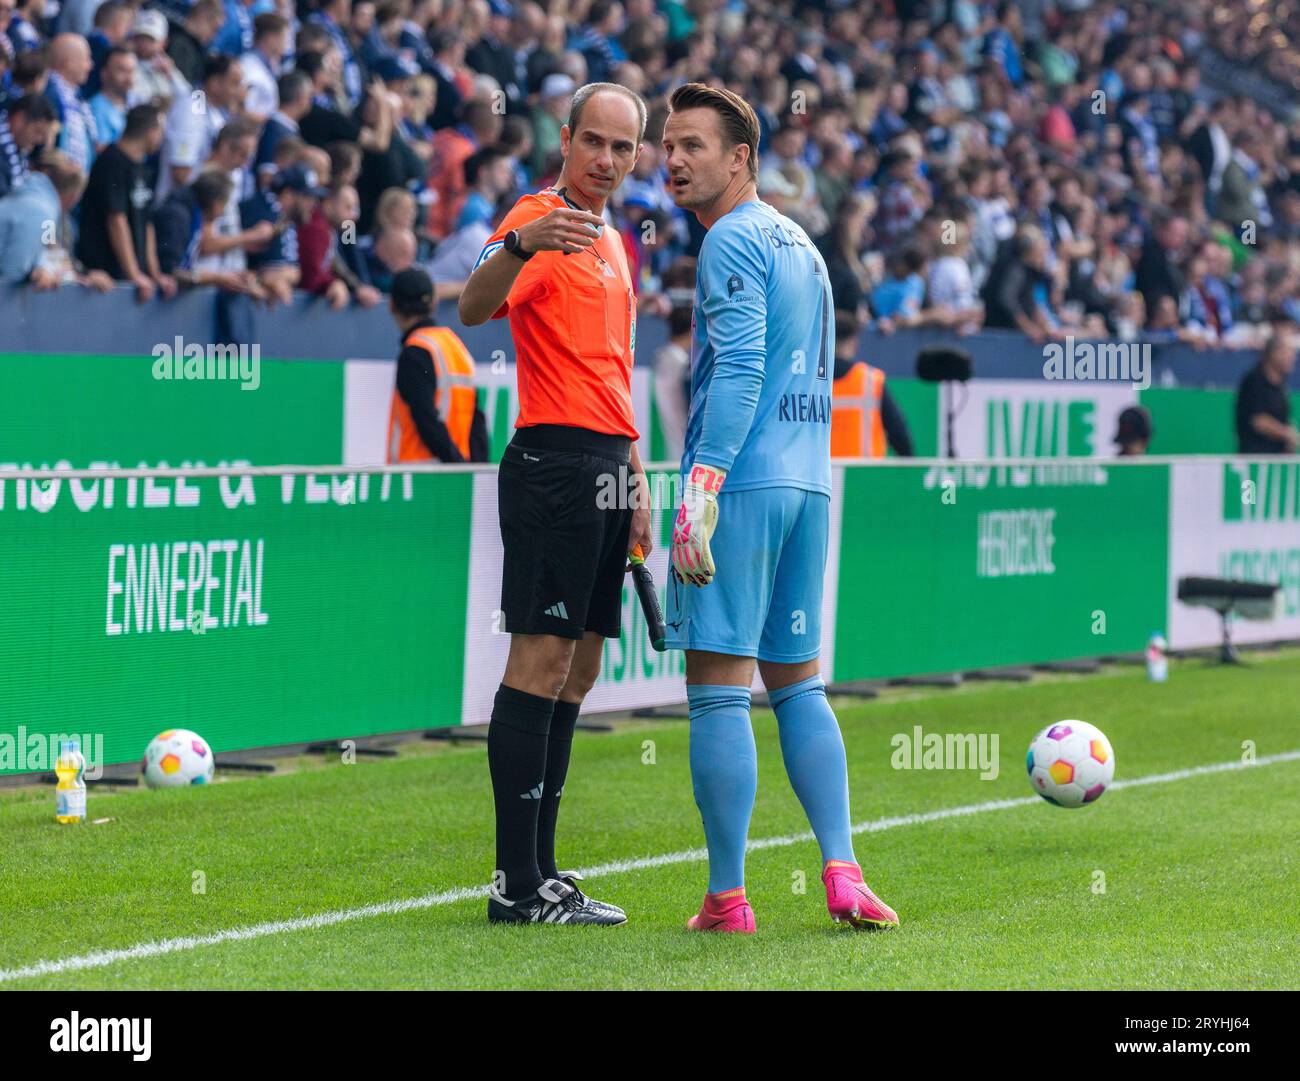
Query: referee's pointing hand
517 207 608 255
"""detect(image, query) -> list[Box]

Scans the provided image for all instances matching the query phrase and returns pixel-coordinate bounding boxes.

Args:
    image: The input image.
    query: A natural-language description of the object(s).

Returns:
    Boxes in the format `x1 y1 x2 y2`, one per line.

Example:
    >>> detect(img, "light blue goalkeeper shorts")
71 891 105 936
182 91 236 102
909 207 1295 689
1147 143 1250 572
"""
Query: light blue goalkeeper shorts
665 486 828 662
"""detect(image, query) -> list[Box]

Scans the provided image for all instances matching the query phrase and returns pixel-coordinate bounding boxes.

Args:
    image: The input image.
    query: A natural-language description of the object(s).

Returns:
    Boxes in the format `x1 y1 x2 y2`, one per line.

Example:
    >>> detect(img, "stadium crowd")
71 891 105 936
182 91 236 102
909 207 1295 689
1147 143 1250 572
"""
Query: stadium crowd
0 0 1299 352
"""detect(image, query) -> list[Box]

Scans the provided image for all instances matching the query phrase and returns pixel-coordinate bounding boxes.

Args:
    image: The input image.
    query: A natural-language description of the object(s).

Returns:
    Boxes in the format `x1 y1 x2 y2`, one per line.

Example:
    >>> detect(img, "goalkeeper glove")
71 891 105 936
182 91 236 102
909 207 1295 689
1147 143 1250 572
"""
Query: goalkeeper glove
672 462 727 587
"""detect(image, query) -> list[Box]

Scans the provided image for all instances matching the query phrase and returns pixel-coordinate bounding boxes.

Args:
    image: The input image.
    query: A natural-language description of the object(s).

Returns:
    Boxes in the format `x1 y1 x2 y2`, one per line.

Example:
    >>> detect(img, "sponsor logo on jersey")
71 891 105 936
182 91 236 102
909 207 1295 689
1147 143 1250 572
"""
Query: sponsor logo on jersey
723 271 759 304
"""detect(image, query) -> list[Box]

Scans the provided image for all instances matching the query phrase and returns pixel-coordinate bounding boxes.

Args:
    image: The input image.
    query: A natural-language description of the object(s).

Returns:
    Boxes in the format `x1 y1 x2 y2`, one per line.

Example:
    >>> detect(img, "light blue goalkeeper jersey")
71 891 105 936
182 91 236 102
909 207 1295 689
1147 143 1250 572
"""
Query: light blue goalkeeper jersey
681 199 834 497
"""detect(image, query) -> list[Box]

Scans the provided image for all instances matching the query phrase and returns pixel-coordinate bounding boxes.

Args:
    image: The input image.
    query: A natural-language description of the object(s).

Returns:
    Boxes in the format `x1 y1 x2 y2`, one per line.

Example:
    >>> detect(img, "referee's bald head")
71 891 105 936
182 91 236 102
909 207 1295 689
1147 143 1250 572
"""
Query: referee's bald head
567 82 647 145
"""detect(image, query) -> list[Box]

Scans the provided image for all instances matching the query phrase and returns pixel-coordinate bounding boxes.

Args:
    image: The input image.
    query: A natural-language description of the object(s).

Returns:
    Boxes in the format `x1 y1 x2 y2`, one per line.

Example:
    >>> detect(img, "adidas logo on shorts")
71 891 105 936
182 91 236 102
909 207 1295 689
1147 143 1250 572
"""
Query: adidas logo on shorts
543 601 569 619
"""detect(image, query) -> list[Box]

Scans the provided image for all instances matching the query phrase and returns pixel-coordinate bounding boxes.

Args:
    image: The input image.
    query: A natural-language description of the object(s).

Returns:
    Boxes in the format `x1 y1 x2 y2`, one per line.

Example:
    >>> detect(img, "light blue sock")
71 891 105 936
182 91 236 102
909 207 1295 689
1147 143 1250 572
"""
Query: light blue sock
770 675 856 865
687 684 757 893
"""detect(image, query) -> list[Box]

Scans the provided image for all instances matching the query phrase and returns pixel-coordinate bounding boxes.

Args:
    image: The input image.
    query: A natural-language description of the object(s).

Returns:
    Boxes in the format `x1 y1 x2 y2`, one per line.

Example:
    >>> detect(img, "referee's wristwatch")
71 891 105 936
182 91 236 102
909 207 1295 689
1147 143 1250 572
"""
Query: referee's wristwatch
503 229 535 261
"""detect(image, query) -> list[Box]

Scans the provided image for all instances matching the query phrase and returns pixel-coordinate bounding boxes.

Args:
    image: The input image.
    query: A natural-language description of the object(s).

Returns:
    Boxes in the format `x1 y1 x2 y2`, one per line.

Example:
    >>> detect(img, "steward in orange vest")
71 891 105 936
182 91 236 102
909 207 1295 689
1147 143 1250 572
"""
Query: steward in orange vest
831 360 888 458
829 309 913 458
388 268 488 463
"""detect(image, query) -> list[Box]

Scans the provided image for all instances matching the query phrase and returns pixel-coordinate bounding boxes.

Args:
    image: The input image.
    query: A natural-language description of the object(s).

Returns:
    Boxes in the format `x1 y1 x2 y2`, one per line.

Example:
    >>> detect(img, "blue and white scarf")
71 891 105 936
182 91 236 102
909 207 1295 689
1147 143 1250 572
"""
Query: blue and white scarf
0 109 28 193
48 70 98 172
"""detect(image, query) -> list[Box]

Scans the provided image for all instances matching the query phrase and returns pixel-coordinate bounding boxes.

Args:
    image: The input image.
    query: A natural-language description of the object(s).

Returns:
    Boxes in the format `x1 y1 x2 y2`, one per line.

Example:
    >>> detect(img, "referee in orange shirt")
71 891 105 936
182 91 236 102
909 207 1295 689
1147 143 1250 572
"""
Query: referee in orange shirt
459 82 650 926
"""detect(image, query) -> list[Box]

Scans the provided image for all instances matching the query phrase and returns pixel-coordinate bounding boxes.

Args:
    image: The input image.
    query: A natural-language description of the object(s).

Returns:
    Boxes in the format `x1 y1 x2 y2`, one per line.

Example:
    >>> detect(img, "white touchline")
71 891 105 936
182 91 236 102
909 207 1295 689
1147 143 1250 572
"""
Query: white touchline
2 749 1297 984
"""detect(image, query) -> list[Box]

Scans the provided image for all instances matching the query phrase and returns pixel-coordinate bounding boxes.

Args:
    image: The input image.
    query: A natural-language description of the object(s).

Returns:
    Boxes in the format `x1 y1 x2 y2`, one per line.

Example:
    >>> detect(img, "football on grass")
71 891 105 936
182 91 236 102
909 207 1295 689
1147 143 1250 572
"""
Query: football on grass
142 729 215 788
1026 720 1115 807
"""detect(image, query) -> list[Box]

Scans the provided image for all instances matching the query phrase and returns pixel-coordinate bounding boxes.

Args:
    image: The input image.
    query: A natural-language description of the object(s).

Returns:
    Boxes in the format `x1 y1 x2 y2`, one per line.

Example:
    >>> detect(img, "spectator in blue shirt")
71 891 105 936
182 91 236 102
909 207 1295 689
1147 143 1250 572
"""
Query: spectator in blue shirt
455 144 512 231
870 245 929 332
211 0 257 58
7 0 45 53
983 3 1024 88
0 149 86 284
399 0 440 76
569 1 625 84
869 82 911 150
84 2 136 101
255 70 313 184
88 46 135 151
308 0 362 106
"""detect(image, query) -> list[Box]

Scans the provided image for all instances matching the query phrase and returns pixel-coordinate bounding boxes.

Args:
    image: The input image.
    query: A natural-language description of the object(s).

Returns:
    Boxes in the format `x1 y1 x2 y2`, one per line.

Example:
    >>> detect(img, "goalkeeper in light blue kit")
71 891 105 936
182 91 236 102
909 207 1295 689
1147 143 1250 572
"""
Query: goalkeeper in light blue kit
661 84 899 933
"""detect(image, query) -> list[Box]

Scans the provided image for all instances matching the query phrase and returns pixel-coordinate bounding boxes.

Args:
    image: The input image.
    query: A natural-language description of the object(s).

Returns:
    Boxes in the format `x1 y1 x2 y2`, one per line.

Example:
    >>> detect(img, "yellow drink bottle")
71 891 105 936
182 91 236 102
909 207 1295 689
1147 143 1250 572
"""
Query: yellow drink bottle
55 739 86 824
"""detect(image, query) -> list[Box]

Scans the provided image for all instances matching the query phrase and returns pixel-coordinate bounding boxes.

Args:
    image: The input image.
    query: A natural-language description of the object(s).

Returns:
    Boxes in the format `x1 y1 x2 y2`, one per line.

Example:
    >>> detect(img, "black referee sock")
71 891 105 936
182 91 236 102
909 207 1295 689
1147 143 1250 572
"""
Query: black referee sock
487 684 556 900
536 698 581 881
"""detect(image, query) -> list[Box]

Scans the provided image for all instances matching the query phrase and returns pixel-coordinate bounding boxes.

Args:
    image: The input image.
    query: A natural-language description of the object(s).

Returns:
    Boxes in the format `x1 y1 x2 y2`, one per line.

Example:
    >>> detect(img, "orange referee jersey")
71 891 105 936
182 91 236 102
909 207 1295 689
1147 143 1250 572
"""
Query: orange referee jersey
475 189 639 439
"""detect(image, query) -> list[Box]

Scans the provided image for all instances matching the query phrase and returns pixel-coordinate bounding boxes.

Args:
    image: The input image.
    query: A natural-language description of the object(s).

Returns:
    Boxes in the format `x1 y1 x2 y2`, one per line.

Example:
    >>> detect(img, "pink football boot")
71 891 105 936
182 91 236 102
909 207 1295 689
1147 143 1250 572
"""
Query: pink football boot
822 861 899 929
685 887 756 933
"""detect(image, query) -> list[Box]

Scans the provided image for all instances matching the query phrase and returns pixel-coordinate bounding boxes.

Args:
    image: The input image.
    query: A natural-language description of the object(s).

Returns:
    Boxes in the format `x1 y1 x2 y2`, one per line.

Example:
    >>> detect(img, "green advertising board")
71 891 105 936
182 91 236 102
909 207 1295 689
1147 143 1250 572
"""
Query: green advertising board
0 469 470 774
833 462 1170 679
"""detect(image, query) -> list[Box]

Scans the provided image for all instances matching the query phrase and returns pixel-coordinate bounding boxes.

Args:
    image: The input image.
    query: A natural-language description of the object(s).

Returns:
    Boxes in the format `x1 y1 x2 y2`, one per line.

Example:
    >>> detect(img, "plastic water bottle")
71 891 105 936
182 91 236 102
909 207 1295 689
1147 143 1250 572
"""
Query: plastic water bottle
55 739 86 824
1146 633 1168 683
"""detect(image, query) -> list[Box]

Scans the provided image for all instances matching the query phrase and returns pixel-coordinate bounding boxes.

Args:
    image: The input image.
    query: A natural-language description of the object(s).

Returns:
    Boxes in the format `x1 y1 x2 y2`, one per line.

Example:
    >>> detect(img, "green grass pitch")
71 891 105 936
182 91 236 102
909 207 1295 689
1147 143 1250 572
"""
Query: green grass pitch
2 651 1298 990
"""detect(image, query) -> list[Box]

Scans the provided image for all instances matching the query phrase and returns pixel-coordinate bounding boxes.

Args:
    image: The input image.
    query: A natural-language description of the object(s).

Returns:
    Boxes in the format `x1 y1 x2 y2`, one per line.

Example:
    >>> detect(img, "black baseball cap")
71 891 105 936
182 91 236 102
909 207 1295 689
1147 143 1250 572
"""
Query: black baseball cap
272 163 328 198
1114 405 1153 444
372 55 420 83
392 268 435 314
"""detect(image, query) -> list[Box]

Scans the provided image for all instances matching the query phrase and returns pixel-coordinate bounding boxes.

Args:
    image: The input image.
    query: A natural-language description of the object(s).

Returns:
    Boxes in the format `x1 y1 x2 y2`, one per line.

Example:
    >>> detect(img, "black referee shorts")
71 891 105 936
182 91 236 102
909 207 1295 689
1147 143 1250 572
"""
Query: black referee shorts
498 424 634 640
